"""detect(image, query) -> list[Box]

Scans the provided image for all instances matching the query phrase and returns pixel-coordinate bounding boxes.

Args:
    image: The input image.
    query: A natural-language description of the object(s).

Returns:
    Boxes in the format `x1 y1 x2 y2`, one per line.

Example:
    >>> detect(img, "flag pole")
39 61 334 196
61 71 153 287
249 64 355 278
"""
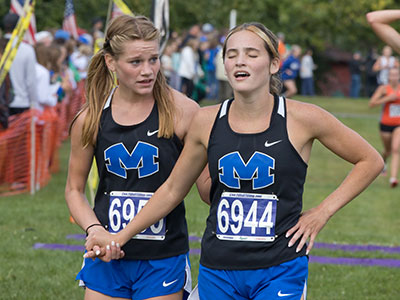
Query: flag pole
105 0 113 34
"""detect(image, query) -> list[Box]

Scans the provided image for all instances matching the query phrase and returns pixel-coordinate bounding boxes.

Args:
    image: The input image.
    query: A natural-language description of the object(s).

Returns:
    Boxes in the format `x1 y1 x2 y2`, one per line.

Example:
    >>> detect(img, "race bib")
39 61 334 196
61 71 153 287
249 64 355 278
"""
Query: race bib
109 191 166 240
389 104 400 117
216 192 278 242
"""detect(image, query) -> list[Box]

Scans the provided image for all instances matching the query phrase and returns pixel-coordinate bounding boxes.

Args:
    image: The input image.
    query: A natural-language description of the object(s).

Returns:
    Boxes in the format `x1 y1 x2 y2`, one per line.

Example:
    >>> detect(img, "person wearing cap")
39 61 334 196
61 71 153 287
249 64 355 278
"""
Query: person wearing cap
54 29 70 43
2 13 38 115
35 31 53 47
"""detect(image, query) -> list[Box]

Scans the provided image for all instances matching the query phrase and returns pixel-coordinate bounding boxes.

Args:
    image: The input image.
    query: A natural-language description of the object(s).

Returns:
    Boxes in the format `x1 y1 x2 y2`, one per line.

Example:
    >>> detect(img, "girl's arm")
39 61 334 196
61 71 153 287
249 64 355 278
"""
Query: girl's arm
286 103 384 254
372 57 382 72
171 88 211 205
66 111 123 260
85 108 214 251
65 111 100 231
369 85 397 107
196 164 211 205
367 10 400 54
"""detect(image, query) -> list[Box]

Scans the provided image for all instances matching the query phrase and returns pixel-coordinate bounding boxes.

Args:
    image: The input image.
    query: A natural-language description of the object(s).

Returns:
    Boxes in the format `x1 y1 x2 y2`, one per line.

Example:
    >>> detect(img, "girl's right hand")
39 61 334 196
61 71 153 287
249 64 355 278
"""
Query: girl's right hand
84 242 125 262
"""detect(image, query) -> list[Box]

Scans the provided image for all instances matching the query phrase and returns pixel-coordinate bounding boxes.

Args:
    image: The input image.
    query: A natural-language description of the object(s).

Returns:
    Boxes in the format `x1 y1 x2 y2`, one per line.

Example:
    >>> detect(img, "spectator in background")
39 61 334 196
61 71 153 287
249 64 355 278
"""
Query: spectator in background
277 32 287 66
47 44 73 102
373 45 399 85
91 17 104 40
161 41 173 83
70 36 92 80
281 45 301 97
365 47 379 97
349 51 364 98
34 43 58 111
180 24 201 49
300 48 316 96
215 39 232 102
178 36 200 98
0 38 10 188
35 31 53 47
54 29 70 45
170 38 182 90
2 13 38 116
191 37 207 102
204 35 220 100
0 38 12 130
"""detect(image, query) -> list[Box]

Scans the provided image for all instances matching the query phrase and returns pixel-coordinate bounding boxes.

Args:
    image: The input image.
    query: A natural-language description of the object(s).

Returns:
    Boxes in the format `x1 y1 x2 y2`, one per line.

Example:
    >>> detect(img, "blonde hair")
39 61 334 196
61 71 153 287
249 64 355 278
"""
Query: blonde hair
222 22 282 95
73 15 174 148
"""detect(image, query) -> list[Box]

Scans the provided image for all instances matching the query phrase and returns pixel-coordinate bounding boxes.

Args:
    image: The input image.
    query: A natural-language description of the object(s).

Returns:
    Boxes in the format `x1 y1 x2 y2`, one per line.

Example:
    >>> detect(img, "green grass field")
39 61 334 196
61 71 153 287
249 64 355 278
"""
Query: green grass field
1 96 399 299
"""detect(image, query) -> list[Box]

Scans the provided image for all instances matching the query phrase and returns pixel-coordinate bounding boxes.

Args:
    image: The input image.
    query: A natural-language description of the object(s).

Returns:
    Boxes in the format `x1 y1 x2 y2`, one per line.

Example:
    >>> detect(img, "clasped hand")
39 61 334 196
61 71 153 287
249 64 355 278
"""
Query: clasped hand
84 226 125 262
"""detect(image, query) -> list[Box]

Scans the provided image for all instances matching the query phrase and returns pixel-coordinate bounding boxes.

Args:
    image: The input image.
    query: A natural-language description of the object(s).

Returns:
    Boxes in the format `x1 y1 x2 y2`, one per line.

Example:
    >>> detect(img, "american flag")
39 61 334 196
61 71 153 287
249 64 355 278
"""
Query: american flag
62 0 79 40
10 0 36 45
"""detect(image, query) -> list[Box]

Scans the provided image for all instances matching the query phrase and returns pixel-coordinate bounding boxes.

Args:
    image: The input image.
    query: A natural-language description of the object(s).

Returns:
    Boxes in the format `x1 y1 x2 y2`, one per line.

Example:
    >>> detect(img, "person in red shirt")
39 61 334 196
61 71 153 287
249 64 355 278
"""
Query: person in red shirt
367 9 400 187
369 67 400 187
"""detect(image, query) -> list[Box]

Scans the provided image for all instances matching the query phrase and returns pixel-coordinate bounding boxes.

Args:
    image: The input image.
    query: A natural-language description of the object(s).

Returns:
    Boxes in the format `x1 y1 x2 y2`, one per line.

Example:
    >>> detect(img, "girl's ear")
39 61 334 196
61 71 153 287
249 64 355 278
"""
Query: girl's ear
270 57 280 75
104 53 116 72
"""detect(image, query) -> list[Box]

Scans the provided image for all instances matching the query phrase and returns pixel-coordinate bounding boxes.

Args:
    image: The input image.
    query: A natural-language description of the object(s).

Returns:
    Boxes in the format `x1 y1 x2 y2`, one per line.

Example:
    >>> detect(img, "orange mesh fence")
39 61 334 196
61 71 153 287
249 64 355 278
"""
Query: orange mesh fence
0 81 85 196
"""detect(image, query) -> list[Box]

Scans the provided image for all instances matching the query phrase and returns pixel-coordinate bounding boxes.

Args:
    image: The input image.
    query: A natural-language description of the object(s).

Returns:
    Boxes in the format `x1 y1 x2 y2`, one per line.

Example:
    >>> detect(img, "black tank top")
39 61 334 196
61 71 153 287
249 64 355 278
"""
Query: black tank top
93 90 189 260
201 95 308 270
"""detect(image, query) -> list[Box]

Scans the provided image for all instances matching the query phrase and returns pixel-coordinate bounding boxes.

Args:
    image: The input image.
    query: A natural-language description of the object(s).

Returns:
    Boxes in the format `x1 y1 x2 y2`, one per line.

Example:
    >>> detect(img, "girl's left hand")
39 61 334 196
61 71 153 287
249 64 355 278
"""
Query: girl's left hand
84 241 125 262
285 206 330 255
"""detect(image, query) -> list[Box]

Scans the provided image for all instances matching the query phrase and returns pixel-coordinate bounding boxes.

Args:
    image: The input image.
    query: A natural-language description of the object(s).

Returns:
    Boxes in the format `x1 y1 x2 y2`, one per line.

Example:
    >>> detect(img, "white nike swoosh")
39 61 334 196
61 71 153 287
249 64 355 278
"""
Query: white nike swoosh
147 129 159 136
265 140 282 147
278 290 293 297
163 279 178 287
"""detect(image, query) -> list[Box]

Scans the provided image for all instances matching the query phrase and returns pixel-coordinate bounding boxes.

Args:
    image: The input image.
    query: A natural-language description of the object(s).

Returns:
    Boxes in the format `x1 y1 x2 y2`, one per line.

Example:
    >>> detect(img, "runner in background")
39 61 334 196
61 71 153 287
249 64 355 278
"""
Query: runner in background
367 10 400 188
369 67 400 188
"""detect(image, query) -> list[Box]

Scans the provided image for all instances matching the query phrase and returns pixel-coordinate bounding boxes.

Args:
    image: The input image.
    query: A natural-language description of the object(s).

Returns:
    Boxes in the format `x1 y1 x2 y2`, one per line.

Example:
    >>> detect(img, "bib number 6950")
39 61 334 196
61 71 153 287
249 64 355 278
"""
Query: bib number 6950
109 191 166 240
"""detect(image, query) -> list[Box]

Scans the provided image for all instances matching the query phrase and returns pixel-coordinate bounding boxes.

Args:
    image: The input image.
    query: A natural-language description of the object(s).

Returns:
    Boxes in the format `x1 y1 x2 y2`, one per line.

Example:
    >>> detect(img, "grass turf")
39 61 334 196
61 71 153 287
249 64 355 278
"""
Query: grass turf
0 96 399 299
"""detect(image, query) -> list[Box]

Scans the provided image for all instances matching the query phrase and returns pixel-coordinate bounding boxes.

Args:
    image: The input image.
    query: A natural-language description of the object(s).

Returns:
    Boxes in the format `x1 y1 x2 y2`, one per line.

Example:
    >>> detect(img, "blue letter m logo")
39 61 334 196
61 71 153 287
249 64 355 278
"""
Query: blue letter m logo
104 142 159 179
218 151 275 189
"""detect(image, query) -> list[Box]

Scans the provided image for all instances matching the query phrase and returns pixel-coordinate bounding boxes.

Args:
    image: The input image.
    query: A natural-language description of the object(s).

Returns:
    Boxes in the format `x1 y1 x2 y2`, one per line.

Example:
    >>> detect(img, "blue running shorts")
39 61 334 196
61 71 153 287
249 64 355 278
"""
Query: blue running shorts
76 252 191 300
198 256 308 300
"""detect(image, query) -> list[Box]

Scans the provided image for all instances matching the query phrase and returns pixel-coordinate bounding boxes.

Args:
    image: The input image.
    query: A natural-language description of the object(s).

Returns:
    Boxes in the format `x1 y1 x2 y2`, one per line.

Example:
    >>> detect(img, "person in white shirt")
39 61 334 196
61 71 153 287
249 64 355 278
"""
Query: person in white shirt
34 43 59 111
70 36 92 80
3 13 38 116
161 42 173 83
373 45 399 85
300 49 316 96
178 37 200 97
35 31 53 47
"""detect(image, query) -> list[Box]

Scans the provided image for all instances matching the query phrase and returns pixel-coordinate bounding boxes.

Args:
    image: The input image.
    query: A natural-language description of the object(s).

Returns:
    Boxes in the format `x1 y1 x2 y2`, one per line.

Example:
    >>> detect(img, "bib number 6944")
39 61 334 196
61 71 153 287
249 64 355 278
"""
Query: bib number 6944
216 192 278 242
109 191 166 240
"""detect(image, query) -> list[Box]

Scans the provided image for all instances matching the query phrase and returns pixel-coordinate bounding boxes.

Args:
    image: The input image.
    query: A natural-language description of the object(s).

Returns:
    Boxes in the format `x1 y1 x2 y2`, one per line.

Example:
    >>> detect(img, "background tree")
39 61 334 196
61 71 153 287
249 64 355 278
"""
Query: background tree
0 0 399 52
